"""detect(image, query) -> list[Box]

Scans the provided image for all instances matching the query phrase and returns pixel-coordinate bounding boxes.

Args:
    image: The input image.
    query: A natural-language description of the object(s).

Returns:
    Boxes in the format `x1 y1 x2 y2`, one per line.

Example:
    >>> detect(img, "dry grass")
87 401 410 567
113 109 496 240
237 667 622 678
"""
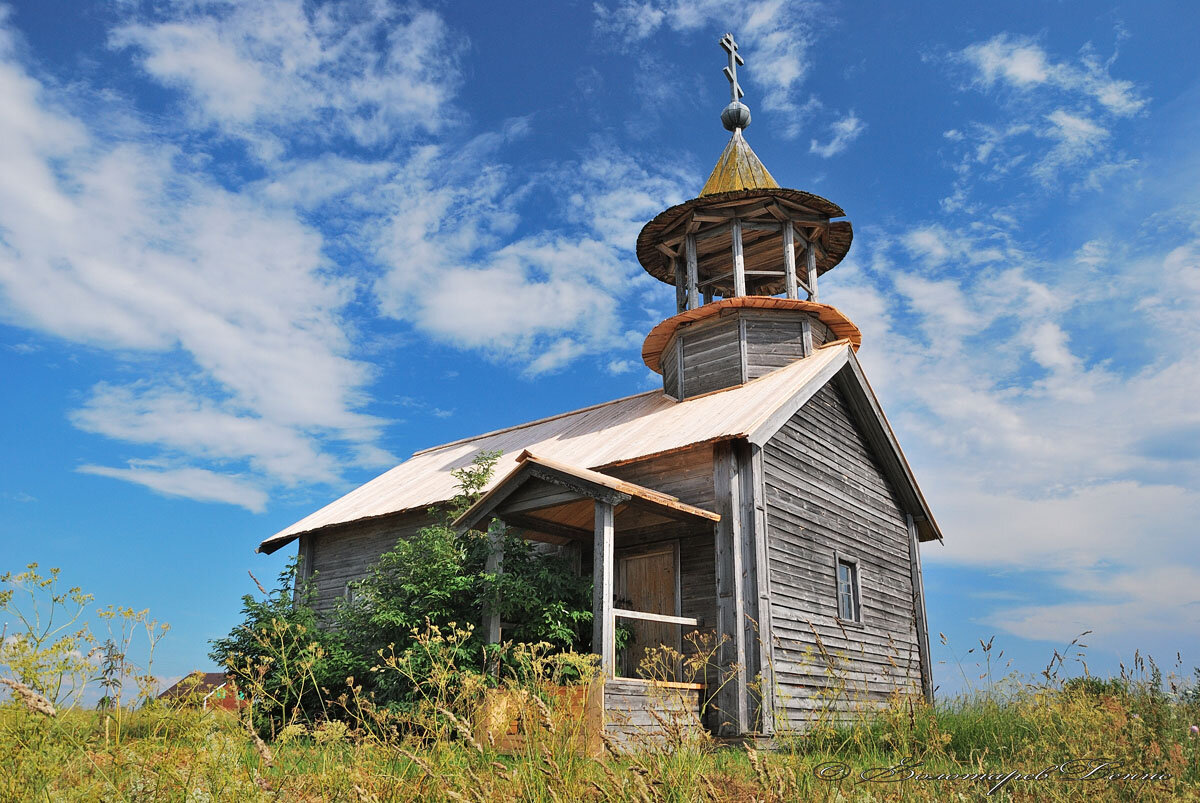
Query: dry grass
3 634 1199 802
3 565 1199 801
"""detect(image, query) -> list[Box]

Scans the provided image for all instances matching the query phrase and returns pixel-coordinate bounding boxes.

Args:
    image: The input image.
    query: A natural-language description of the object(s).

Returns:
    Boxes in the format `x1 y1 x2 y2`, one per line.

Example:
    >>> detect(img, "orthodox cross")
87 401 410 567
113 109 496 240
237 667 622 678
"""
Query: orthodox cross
720 32 745 102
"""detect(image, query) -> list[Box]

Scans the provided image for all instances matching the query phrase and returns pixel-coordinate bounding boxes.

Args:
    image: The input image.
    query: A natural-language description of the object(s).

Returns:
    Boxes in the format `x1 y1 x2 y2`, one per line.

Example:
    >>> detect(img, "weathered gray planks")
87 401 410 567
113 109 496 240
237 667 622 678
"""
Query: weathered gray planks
761 383 922 725
661 308 837 398
303 510 438 615
603 678 704 751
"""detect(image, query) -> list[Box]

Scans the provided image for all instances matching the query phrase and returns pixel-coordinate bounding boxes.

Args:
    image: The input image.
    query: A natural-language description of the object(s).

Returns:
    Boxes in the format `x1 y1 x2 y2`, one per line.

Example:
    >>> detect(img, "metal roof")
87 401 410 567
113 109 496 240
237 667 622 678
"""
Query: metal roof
259 342 851 553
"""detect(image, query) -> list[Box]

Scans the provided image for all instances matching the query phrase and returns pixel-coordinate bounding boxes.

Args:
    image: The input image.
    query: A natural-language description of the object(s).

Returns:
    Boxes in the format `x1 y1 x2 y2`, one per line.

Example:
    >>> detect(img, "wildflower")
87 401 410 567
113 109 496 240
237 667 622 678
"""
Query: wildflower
1190 725 1199 736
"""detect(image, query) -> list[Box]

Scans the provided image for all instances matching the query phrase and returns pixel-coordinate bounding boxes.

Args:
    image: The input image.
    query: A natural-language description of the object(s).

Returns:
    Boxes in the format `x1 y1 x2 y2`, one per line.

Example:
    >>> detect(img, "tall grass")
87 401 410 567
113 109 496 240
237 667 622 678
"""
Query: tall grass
2 567 1199 801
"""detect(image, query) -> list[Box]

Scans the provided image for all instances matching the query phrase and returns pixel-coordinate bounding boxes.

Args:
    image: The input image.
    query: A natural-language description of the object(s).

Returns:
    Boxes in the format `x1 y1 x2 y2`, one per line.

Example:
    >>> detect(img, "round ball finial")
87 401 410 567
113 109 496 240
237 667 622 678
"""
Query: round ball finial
721 101 751 132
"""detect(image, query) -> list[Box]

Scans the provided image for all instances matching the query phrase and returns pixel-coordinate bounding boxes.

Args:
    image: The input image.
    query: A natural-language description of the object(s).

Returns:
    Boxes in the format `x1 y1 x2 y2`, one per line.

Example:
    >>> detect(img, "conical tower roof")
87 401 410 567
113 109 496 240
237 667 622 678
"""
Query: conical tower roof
700 128 779 196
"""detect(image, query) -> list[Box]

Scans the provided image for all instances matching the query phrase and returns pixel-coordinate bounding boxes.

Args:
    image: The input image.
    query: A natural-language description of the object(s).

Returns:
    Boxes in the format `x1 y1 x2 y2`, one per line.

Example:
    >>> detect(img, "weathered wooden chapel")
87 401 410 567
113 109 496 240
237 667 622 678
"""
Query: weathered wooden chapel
258 33 942 739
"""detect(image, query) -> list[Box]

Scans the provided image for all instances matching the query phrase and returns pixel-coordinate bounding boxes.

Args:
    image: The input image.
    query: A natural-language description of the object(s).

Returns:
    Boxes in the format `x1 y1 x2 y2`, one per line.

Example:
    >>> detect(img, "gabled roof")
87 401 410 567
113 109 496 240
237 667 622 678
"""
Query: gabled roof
453 450 720 537
259 341 943 553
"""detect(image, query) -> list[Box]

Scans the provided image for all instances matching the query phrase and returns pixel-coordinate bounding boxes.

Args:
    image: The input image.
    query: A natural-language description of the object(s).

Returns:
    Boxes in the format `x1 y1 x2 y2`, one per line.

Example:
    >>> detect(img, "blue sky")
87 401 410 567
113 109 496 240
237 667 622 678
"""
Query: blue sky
1 0 1197 696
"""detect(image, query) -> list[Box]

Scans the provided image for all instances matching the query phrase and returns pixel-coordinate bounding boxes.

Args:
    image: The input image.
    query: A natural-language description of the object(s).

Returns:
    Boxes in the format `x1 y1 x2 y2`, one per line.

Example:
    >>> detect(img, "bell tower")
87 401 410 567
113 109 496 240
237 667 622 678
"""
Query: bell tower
639 33 861 400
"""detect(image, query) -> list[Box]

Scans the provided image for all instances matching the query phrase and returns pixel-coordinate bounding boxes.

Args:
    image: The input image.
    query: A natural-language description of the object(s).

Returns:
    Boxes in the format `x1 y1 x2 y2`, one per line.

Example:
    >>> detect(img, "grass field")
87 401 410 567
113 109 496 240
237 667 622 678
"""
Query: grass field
2 671 1198 802
2 564 1198 801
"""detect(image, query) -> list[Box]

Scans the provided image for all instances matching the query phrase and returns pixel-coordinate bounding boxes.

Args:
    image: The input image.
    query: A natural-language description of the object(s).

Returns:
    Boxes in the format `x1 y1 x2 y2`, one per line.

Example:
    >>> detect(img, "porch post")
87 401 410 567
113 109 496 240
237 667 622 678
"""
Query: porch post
592 500 616 677
483 518 505 645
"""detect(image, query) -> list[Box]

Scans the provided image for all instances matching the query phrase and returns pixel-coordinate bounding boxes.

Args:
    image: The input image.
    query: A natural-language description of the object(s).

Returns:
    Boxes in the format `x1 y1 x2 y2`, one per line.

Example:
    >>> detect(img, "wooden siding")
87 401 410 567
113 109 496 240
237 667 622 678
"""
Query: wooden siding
606 444 715 511
744 315 804 380
665 308 837 397
743 312 829 380
762 383 922 729
662 336 681 398
680 318 741 398
303 510 437 615
604 678 704 750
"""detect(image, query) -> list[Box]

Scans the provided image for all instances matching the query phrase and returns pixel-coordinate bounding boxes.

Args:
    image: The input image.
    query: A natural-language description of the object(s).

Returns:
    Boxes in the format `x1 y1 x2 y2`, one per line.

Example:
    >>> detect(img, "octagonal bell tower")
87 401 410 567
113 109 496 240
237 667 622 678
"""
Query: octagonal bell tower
639 33 861 400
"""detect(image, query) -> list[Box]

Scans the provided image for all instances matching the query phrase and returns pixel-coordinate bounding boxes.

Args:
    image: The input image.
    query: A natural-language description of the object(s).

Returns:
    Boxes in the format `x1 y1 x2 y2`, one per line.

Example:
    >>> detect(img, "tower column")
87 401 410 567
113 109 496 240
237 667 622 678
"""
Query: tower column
673 257 686 313
731 219 746 297
806 239 819 302
685 233 700 309
783 223 798 299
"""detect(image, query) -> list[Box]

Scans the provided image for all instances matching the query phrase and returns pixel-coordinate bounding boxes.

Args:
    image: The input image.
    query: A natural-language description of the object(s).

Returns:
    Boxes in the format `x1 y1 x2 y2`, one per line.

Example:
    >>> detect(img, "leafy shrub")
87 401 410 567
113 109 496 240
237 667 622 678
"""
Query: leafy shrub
212 450 593 730
208 560 359 737
1064 675 1127 697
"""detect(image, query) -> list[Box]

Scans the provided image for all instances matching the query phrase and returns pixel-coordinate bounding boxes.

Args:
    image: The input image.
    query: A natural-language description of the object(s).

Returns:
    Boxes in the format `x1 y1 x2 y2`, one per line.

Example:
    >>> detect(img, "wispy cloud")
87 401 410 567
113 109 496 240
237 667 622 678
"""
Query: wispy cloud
111 0 462 159
0 4 696 508
372 143 691 374
809 111 865 158
0 11 387 508
941 31 1148 201
78 463 269 512
961 33 1147 117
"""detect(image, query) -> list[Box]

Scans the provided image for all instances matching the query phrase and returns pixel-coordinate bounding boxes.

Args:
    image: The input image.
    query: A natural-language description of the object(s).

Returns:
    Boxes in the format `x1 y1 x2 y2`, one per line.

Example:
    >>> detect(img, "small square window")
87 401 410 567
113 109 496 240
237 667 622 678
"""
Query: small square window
835 555 861 623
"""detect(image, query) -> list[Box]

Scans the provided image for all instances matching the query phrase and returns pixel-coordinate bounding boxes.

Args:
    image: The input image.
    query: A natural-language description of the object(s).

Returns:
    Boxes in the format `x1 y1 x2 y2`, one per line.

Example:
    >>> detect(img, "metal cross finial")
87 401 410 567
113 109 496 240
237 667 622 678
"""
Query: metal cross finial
720 32 744 103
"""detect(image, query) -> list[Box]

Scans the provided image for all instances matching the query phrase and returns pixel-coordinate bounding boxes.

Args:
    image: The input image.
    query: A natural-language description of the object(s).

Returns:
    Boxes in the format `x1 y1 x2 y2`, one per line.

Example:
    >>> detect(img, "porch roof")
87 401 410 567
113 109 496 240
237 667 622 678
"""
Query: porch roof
453 451 719 542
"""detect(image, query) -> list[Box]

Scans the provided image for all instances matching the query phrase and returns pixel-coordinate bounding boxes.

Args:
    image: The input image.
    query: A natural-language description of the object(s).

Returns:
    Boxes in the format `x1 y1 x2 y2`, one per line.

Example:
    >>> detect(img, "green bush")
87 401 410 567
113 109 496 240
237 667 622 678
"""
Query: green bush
212 450 593 730
208 560 359 737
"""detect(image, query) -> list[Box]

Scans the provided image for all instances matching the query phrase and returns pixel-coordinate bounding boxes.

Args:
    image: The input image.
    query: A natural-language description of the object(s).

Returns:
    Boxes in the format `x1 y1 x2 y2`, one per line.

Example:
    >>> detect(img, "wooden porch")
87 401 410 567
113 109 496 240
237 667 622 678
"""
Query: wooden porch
454 451 720 740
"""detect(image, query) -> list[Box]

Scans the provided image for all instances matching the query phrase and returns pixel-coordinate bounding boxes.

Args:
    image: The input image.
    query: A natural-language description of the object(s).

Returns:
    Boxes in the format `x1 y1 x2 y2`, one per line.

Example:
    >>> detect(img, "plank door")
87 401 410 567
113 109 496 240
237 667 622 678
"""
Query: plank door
617 544 680 679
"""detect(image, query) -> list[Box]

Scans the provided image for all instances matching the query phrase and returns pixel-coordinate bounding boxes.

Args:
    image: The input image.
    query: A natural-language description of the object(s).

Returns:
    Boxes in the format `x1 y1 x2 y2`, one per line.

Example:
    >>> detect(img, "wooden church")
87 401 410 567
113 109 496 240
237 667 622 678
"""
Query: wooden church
258 34 942 739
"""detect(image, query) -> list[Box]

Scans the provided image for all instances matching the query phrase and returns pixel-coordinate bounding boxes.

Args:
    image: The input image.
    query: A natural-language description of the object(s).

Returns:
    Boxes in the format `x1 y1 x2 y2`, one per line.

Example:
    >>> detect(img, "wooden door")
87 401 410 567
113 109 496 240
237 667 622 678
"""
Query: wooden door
617 545 680 679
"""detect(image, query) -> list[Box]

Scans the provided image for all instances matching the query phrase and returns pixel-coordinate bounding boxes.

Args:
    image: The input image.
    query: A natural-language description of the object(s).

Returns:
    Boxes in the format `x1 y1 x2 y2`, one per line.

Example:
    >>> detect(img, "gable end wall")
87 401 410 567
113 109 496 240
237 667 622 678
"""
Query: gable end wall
762 382 922 728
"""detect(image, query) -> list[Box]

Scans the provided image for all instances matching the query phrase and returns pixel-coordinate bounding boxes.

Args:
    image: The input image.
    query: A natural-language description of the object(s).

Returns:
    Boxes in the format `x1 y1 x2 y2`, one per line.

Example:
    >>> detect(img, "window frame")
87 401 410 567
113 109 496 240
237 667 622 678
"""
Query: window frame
833 552 863 626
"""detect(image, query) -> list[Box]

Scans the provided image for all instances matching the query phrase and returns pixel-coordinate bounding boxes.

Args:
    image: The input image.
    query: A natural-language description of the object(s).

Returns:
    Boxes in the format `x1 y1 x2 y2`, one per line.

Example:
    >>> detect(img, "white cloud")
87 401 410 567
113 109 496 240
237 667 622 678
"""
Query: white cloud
70 383 343 486
0 14 388 507
78 463 268 512
1031 109 1109 183
372 143 690 374
0 0 702 517
945 32 1147 201
809 111 865 158
961 34 1147 117
962 34 1052 87
112 1 461 159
